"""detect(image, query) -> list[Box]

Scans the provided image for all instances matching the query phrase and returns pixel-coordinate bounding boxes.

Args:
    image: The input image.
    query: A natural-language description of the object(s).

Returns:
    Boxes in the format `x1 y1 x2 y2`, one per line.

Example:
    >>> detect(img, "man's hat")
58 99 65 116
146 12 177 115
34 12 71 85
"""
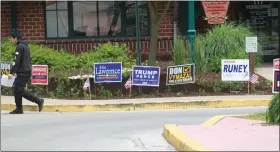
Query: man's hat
11 29 22 39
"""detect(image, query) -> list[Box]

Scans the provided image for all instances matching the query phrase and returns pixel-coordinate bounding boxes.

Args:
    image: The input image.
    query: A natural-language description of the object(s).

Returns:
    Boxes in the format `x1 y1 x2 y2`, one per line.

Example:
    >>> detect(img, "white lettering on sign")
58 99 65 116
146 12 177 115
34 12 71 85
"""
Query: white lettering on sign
33 67 47 72
1 63 11 70
135 70 158 75
95 69 121 75
277 81 280 88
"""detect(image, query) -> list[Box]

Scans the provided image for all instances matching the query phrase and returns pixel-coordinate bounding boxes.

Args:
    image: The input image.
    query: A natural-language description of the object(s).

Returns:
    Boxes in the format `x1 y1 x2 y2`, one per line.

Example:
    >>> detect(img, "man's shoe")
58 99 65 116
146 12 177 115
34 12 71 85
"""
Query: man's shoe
38 98 44 112
10 109 23 114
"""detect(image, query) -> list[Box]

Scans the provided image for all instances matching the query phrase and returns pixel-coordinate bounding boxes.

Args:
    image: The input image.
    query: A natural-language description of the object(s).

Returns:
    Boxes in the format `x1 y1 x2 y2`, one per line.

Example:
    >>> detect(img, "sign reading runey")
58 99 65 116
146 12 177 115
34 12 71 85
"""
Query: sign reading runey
132 66 160 86
166 64 195 85
221 59 250 81
94 62 122 83
31 65 48 85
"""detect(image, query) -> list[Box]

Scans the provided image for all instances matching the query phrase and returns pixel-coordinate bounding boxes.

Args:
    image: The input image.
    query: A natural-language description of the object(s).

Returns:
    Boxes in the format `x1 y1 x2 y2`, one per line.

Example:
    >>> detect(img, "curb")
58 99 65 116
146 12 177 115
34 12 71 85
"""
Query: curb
162 114 248 151
162 124 211 151
1 100 269 112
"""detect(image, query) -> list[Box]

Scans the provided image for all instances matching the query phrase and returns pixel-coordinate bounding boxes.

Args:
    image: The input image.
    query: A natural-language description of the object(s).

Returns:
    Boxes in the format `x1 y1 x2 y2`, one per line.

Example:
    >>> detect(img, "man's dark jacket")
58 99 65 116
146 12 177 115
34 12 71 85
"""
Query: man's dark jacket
11 40 32 77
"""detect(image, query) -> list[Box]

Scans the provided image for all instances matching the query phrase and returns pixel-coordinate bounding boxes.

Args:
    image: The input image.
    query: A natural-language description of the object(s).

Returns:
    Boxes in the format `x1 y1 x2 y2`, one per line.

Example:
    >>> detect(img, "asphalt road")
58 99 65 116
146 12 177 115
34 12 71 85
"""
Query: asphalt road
1 106 267 151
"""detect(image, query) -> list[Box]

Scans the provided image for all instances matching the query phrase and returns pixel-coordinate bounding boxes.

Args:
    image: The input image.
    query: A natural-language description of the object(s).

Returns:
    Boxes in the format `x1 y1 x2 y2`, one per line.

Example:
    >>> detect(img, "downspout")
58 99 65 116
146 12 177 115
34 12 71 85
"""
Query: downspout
188 0 196 63
173 1 178 43
11 1 17 29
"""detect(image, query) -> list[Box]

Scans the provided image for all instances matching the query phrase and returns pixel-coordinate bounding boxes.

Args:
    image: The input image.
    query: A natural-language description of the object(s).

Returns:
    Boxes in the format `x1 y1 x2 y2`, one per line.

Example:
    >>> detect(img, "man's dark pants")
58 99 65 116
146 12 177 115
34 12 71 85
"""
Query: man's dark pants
13 76 41 109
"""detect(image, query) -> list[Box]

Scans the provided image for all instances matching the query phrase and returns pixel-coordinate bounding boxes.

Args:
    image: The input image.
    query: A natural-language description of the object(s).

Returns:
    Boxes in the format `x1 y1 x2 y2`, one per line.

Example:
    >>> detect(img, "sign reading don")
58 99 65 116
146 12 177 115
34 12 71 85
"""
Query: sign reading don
1 62 11 78
166 64 195 85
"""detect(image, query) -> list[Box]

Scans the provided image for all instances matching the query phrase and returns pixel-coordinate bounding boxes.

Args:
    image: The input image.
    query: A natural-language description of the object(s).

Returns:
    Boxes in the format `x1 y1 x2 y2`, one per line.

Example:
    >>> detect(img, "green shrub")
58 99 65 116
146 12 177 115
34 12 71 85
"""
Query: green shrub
196 22 263 72
172 36 187 65
1 39 135 72
266 93 280 124
76 42 135 70
194 35 209 72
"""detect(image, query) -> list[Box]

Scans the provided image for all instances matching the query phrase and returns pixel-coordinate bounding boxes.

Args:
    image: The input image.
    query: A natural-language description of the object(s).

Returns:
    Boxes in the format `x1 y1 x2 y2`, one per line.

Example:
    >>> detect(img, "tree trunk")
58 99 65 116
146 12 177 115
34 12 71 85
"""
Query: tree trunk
148 23 158 66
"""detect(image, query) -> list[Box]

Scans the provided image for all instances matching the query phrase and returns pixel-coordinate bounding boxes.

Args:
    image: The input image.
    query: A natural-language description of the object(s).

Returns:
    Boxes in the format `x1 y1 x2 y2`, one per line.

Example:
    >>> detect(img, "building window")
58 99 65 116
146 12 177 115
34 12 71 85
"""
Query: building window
46 1 69 38
45 1 149 39
125 1 149 36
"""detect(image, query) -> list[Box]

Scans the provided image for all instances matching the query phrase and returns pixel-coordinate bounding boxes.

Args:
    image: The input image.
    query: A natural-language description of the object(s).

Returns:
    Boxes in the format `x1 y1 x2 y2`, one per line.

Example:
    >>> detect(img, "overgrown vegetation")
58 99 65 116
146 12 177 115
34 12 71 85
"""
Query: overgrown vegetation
1 39 135 72
1 71 272 99
193 23 263 72
239 113 266 121
172 36 187 65
238 93 280 125
266 93 280 124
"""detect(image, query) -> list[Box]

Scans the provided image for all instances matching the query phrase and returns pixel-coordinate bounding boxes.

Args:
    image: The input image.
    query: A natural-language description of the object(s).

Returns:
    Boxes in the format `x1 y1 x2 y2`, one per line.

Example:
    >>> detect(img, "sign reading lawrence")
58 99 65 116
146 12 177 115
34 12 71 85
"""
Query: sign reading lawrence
94 62 122 83
166 64 195 85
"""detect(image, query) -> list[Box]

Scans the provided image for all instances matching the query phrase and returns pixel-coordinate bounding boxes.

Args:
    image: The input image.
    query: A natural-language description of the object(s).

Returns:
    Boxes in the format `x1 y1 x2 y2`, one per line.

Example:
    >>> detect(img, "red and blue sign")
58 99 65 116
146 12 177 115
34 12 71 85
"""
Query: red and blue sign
31 65 48 85
273 69 280 93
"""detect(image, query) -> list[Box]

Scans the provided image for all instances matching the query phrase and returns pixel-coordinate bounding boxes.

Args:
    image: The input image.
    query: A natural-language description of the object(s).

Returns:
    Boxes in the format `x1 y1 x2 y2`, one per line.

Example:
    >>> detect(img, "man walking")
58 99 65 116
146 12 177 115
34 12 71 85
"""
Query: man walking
8 30 44 114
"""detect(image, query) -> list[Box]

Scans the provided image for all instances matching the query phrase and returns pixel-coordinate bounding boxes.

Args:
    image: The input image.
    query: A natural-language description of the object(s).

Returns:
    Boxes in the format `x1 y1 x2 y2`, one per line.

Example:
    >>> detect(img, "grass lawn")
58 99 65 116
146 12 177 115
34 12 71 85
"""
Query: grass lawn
237 113 266 121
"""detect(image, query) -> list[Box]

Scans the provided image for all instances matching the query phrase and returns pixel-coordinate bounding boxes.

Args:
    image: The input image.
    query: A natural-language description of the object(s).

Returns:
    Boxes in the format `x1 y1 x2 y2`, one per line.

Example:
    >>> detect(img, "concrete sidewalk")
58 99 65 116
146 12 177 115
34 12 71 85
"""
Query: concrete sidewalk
1 95 272 112
163 115 279 151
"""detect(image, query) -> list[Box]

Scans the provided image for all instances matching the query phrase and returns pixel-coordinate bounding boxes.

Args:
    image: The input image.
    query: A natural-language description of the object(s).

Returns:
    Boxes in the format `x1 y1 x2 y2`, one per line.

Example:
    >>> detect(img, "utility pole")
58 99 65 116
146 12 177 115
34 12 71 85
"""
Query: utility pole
187 0 196 63
135 1 141 65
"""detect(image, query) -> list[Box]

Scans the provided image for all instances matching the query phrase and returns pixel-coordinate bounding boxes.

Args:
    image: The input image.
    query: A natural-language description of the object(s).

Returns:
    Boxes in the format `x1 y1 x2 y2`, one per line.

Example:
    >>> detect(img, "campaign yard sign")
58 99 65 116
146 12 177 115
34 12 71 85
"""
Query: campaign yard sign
273 69 280 93
273 58 279 69
221 59 250 81
0 62 11 78
94 62 122 83
166 64 195 85
132 66 160 87
31 65 48 85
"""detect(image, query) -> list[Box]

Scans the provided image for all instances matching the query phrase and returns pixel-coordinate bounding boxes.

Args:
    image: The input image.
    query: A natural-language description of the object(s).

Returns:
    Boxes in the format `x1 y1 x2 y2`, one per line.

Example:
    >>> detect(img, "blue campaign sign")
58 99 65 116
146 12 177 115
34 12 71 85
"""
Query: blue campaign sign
273 69 280 93
94 62 122 83
132 66 160 87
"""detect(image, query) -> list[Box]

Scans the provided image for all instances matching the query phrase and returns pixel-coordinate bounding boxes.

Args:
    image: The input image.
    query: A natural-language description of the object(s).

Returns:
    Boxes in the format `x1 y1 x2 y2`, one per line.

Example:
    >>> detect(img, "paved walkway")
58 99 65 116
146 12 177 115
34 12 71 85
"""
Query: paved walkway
1 95 273 106
179 117 279 151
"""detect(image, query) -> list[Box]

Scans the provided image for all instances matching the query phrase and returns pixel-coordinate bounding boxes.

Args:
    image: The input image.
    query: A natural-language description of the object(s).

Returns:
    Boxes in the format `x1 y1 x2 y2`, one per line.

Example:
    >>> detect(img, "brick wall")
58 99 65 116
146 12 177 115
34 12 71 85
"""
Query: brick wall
16 1 45 42
0 1 174 60
1 1 11 38
1 1 238 59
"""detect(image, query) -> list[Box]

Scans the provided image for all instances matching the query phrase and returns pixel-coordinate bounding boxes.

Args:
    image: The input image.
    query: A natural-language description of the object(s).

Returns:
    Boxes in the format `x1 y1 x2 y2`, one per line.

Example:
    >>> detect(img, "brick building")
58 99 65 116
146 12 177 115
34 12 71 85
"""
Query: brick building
1 1 279 61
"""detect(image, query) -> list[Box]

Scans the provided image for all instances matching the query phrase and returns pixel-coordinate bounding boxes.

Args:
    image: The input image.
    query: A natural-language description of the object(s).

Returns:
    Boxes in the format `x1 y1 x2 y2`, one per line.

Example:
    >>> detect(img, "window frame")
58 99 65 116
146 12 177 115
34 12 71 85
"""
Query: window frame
44 1 150 40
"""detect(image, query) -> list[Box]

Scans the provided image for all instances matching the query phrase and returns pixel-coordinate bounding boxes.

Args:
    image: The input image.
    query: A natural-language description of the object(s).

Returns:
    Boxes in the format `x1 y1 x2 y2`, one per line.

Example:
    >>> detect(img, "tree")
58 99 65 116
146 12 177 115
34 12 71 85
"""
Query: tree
147 1 171 66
